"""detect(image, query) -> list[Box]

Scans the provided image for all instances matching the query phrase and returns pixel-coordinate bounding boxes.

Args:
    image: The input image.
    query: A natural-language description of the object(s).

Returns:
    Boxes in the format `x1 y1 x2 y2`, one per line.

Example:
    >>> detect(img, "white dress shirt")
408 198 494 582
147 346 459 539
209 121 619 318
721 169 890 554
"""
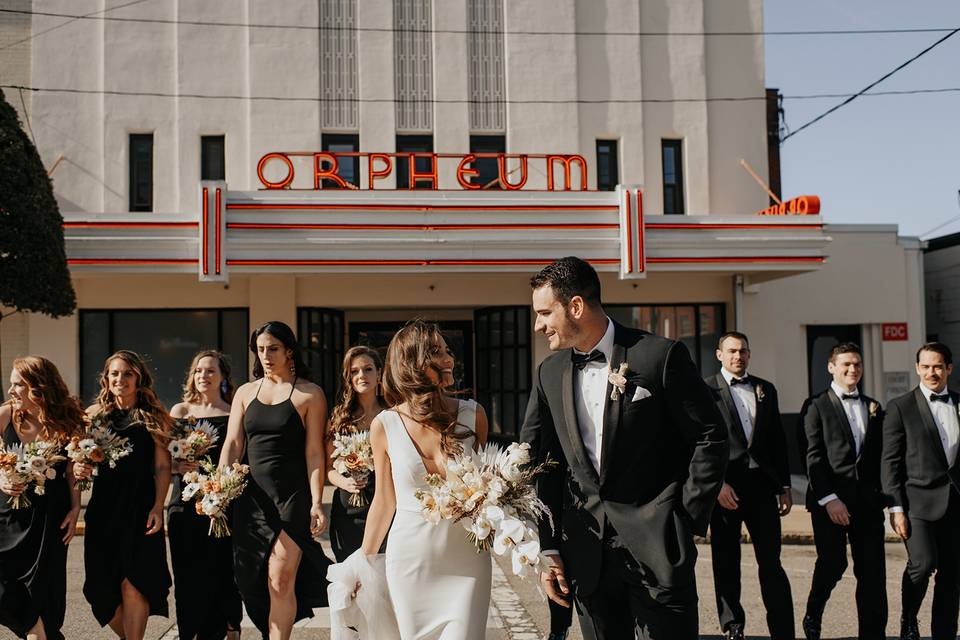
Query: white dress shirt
721 367 758 468
817 382 868 507
573 318 615 474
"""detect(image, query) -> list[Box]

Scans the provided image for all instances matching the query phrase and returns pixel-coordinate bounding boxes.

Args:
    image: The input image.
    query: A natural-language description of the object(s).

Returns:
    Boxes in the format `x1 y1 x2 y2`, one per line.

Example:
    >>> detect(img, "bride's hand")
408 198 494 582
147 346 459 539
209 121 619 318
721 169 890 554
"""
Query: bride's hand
352 580 361 599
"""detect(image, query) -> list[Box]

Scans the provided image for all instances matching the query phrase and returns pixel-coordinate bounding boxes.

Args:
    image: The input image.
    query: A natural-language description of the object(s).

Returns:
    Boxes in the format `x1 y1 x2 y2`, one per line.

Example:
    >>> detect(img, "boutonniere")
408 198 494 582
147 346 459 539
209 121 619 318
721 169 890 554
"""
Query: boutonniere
869 401 880 418
755 384 765 402
608 363 629 401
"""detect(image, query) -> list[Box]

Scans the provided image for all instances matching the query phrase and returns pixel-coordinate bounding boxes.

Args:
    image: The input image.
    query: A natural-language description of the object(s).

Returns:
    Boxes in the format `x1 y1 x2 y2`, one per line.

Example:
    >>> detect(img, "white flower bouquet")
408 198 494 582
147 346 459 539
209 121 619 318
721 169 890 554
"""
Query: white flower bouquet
181 460 250 537
168 418 220 463
65 415 134 492
414 442 556 577
0 439 66 509
331 430 375 507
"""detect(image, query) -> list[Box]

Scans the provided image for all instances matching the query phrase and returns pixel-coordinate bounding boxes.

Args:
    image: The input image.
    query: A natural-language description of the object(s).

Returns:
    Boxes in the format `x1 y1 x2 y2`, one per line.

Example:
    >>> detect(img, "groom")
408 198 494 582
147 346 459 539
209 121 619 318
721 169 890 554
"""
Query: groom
521 257 728 640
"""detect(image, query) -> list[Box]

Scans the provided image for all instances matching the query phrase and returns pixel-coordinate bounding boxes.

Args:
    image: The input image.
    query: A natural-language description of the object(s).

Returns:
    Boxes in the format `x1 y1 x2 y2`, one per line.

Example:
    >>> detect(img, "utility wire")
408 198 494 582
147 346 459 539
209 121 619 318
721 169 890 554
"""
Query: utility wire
0 0 154 51
0 8 956 38
4 84 960 104
782 28 960 141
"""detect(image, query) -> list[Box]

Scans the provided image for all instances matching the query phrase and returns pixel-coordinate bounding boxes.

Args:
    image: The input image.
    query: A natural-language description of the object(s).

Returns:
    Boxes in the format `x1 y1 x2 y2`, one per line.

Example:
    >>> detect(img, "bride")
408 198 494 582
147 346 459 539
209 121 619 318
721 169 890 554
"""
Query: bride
358 319 491 639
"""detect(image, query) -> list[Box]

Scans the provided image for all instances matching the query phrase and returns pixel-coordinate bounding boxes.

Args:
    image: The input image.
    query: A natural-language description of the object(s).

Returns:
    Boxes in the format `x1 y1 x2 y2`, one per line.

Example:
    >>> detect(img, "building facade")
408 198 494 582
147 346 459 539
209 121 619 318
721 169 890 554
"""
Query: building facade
1 1 925 456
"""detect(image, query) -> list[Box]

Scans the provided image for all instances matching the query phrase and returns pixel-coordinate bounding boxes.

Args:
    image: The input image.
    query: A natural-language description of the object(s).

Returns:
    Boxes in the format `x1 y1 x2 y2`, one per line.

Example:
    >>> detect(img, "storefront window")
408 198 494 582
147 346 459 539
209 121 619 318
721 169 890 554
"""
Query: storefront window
79 309 248 408
298 308 345 402
475 306 531 441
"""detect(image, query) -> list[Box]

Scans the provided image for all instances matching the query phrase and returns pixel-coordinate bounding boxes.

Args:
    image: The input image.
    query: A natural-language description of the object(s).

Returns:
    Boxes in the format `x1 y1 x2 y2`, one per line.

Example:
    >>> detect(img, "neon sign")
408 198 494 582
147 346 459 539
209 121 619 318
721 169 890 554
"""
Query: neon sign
756 195 821 216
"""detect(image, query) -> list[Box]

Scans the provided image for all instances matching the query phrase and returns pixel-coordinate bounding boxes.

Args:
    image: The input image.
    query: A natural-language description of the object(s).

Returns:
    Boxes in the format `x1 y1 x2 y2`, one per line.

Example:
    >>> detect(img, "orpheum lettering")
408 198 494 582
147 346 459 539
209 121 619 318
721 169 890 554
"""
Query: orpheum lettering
756 195 821 216
256 151 589 192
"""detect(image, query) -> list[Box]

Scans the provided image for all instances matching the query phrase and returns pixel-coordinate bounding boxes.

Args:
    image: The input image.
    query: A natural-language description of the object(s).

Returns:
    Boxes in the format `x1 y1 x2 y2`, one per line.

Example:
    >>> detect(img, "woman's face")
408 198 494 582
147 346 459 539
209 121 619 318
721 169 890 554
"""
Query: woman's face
256 332 291 376
193 356 223 398
350 355 379 396
107 358 139 401
424 337 456 389
7 369 36 414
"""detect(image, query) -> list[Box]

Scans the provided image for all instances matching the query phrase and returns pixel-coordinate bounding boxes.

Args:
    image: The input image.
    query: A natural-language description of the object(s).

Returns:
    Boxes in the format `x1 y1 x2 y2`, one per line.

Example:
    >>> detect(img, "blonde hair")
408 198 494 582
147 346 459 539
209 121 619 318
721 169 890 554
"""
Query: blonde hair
328 346 384 436
9 356 85 443
93 350 172 442
181 350 236 404
382 319 469 456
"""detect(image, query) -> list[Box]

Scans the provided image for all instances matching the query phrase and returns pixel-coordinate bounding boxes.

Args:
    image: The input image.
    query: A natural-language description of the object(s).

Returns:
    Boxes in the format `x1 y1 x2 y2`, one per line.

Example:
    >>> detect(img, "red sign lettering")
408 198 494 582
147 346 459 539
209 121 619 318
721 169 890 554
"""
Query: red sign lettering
882 323 909 341
756 195 821 216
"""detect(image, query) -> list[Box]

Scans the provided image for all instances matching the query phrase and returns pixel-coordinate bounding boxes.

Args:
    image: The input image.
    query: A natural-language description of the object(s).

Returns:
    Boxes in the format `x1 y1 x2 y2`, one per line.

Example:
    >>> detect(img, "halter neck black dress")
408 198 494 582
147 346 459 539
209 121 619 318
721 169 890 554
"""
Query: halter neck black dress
82 409 171 626
168 415 242 639
233 380 332 636
0 420 70 639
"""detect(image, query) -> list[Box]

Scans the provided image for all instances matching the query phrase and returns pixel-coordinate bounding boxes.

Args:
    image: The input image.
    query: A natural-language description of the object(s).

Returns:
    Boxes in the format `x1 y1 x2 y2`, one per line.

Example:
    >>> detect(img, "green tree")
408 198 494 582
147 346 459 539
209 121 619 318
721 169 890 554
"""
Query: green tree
0 89 76 366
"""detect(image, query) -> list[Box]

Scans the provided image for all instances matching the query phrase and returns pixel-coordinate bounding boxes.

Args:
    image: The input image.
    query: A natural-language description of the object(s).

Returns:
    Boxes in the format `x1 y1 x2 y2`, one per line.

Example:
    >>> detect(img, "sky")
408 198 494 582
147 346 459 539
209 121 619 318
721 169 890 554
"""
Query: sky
764 1 960 239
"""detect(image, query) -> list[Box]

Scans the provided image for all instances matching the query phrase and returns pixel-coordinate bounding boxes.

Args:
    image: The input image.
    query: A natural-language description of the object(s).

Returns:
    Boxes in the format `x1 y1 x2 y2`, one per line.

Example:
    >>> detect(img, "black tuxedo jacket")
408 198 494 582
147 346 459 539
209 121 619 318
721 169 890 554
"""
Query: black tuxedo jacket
799 388 885 512
704 373 789 495
520 321 728 595
882 386 960 521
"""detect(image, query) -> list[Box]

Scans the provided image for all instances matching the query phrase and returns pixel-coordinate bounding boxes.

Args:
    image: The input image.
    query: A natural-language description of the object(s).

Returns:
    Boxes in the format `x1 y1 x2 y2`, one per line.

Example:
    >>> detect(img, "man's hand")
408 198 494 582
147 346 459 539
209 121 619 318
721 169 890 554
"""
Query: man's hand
890 511 910 540
540 555 571 608
778 489 793 516
824 498 851 526
717 483 739 511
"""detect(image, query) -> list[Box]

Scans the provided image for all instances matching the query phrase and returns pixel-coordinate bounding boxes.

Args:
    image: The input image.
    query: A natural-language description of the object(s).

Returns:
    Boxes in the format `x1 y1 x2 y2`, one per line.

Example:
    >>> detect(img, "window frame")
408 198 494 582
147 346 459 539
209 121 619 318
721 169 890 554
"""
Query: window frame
200 135 226 181
595 139 619 191
474 306 531 442
469 134 505 189
661 138 686 215
395 134 435 190
321 133 360 189
128 133 154 212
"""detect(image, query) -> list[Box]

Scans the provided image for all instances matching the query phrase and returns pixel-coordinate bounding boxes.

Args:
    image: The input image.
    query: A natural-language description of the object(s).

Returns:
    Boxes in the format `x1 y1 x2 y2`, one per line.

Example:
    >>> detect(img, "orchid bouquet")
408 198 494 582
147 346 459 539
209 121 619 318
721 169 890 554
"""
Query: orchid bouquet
331 430 375 507
0 439 66 509
181 460 250 537
414 441 556 577
64 415 134 492
168 418 220 463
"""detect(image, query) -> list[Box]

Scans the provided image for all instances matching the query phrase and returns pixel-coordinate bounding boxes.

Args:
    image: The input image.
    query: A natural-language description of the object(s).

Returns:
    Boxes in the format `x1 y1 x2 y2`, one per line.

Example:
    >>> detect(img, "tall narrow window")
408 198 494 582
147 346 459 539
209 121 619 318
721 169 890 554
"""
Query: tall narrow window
596 139 619 191
201 135 225 181
396 135 434 189
475 306 531 441
662 139 685 215
129 133 153 212
469 135 504 189
321 133 360 189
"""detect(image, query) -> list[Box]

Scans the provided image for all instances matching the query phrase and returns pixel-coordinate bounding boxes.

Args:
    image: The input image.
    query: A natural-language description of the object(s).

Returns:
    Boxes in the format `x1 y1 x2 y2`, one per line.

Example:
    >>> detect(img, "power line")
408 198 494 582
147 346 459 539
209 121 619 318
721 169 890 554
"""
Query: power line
0 8 956 38
0 0 154 51
4 83 959 105
783 28 960 141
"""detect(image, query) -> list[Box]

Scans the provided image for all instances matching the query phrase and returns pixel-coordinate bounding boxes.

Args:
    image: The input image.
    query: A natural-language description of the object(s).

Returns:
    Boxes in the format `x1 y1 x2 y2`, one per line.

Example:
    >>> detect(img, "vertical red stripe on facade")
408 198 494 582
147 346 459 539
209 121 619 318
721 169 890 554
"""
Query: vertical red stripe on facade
215 188 222 275
636 189 645 273
625 190 634 273
201 188 209 275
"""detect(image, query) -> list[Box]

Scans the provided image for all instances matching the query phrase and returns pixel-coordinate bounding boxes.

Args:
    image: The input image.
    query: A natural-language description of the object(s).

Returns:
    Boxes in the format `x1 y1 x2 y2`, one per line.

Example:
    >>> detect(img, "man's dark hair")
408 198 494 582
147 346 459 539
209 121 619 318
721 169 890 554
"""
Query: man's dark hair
829 342 862 363
917 341 953 366
530 256 602 307
717 331 749 350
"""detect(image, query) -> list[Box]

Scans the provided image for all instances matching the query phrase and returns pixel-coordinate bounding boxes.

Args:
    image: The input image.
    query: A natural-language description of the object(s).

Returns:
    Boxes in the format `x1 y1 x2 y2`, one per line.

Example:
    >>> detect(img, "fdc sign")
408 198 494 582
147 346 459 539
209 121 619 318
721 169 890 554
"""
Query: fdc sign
882 323 909 341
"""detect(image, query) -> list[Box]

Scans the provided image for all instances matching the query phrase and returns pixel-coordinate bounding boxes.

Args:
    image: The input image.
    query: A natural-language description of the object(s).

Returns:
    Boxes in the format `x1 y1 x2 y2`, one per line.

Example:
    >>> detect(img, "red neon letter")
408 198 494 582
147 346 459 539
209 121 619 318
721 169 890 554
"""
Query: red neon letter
456 154 481 190
546 154 588 191
409 153 438 190
314 152 349 190
498 154 529 190
257 153 294 189
368 153 392 189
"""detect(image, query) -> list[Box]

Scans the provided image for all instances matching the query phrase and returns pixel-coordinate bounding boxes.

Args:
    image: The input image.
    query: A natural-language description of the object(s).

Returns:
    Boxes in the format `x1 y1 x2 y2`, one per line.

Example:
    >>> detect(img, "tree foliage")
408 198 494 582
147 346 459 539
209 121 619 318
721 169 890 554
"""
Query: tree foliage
0 90 76 317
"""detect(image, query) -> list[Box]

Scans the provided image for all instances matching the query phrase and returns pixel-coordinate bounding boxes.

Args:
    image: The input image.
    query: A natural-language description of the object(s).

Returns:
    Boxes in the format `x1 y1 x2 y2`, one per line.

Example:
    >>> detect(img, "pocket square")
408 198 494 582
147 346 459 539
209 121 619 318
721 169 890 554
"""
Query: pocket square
631 386 652 402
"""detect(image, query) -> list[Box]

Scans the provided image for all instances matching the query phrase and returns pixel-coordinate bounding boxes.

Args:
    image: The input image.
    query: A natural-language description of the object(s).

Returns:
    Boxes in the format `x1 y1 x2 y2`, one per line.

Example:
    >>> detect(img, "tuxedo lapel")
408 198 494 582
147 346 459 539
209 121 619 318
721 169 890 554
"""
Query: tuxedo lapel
598 337 626 483
913 387 949 470
826 388 858 454
561 357 597 482
716 374 748 448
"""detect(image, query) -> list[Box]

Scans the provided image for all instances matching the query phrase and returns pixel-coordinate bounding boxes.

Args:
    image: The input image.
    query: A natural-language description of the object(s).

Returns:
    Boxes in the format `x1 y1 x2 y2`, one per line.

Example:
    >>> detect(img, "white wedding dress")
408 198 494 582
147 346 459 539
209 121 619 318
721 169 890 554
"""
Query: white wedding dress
380 399 492 640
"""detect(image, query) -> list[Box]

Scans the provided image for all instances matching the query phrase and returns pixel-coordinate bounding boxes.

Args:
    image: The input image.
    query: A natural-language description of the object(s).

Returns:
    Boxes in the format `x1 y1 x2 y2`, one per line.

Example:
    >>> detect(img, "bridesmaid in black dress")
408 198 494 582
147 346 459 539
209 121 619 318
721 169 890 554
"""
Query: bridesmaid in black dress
0 357 84 640
219 321 333 638
74 350 172 640
326 346 385 562
168 351 242 640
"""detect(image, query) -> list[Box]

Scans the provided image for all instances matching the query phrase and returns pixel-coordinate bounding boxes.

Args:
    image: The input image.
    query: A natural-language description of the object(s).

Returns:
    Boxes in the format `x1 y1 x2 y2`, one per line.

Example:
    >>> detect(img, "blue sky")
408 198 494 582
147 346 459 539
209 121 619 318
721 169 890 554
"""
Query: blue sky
764 1 960 238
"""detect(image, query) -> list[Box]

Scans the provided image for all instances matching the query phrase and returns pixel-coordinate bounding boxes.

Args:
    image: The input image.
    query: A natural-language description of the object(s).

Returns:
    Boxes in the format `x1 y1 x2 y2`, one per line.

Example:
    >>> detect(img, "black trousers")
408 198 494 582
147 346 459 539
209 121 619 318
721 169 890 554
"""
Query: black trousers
901 492 960 640
576 543 698 640
805 501 887 639
549 596 573 633
709 472 794 640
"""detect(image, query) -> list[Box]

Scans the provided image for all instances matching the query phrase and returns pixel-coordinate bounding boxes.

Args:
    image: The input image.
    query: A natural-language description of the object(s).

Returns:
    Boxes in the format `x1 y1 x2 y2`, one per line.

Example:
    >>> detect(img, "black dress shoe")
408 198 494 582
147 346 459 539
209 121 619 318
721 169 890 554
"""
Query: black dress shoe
900 617 920 640
546 633 568 640
725 623 745 640
802 613 822 640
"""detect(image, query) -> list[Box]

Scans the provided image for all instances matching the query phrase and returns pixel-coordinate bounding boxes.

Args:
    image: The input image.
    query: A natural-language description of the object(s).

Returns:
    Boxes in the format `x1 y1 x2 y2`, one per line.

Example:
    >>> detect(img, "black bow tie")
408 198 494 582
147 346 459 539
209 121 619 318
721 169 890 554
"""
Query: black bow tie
930 393 951 403
729 377 750 386
841 393 860 401
572 350 606 370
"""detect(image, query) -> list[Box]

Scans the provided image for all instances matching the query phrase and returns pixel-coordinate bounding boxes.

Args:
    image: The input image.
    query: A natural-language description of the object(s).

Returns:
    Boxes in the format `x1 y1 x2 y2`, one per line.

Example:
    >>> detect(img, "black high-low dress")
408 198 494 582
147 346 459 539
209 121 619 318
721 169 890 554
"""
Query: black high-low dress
82 409 171 626
329 447 375 562
168 415 242 639
233 381 332 635
0 420 70 639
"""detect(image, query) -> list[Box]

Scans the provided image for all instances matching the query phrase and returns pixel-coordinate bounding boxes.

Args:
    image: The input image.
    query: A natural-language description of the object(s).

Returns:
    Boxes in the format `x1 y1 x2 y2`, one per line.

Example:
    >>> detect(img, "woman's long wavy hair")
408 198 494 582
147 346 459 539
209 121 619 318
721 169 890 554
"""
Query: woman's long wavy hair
328 346 384 437
249 321 311 381
382 319 469 456
9 356 85 443
94 350 173 442
181 350 236 404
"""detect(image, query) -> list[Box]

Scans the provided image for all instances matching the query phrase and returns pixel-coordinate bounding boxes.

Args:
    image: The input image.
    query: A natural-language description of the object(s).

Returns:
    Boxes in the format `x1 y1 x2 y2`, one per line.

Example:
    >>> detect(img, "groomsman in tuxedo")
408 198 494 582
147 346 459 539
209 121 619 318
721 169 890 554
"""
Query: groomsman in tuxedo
882 342 960 640
704 332 794 640
799 342 887 640
520 257 728 640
